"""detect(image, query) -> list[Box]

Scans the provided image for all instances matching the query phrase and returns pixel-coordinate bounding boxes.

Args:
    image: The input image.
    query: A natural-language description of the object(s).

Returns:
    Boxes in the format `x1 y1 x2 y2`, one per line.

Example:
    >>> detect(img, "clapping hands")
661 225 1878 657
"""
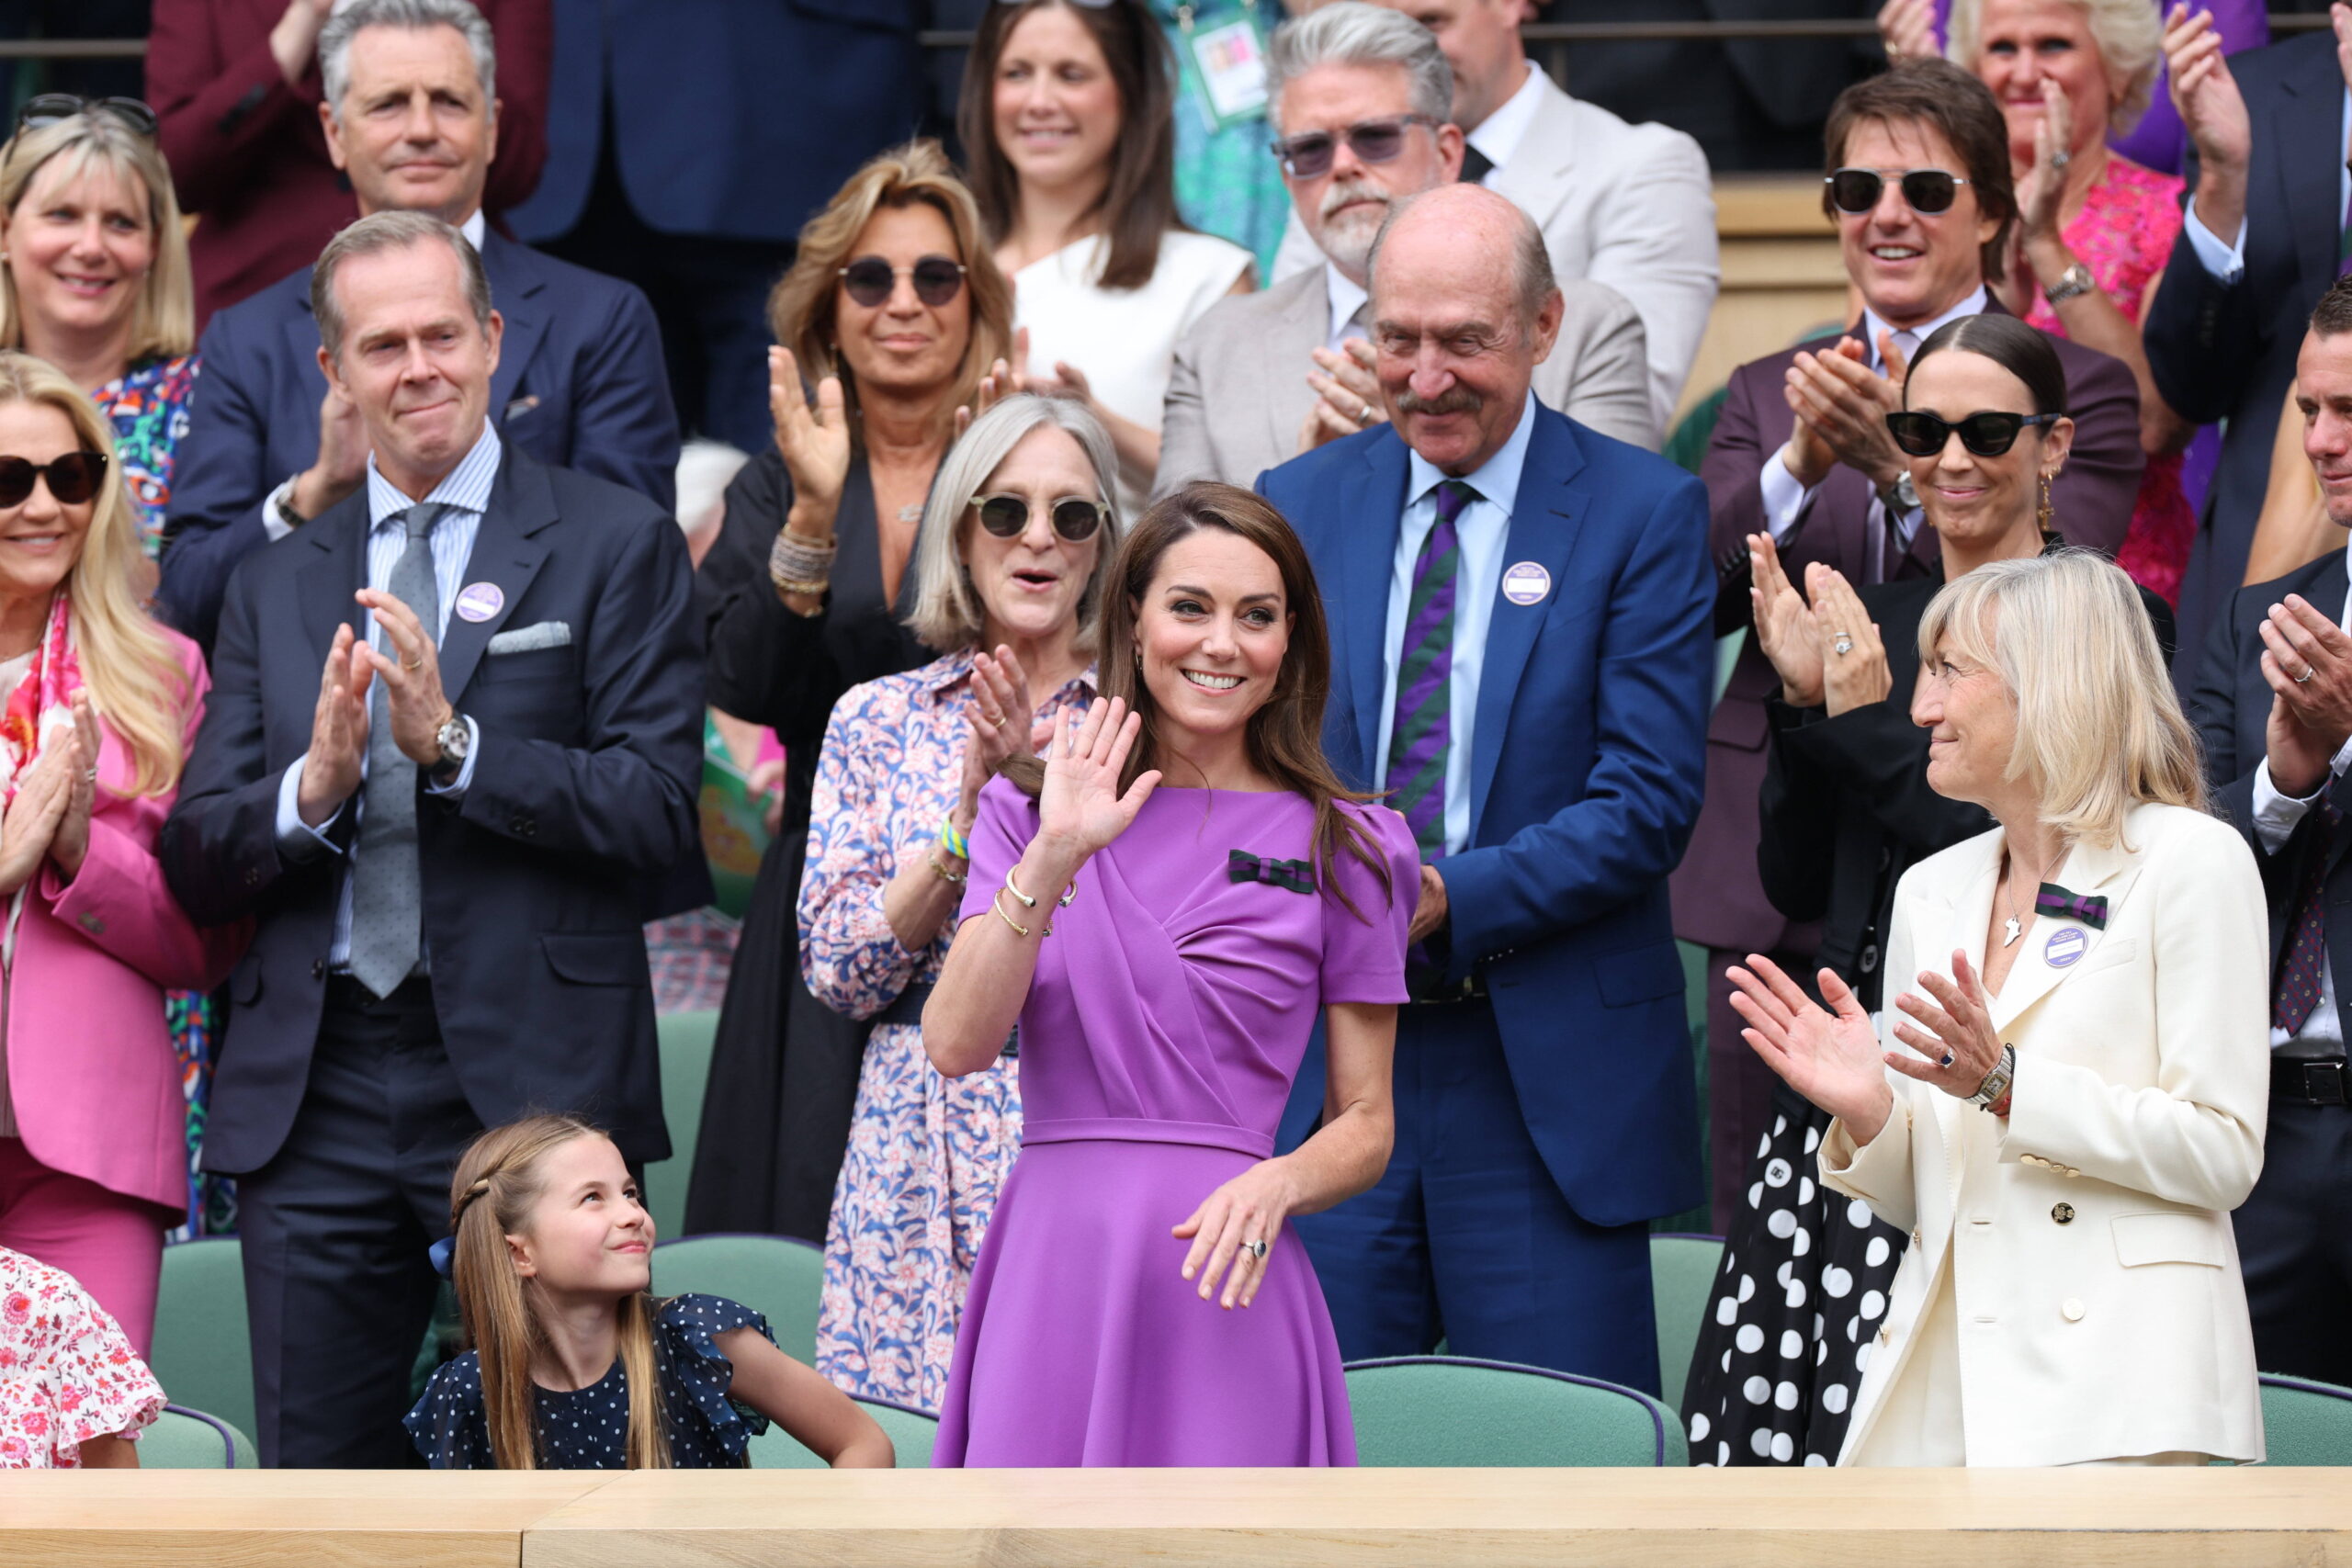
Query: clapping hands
1748 536 1892 716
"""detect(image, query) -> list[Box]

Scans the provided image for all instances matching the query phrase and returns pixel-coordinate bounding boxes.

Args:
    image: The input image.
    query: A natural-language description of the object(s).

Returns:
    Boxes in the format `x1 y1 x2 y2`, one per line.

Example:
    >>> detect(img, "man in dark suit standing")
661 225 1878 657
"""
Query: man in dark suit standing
157 0 677 654
1260 182 1711 1393
2191 275 2352 1387
160 211 707 1468
2146 10 2347 665
1675 59 2144 1231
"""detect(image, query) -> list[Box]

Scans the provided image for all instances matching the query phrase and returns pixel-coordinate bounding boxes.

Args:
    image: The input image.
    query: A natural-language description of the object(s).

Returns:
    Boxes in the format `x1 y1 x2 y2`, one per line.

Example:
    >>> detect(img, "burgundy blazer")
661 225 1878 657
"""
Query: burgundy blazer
147 0 551 329
1668 301 2145 955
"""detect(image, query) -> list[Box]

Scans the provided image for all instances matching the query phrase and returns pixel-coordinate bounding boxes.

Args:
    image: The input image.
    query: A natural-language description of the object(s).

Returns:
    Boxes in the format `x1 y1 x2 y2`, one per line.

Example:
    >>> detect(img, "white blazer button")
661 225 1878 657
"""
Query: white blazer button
2061 1298 2086 1322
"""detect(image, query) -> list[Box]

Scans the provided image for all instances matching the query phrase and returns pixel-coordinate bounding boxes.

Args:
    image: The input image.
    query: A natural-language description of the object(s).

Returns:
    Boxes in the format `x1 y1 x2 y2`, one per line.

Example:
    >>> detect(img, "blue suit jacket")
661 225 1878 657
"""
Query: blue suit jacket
1258 402 1712 1224
156 228 679 652
159 447 709 1175
509 0 926 245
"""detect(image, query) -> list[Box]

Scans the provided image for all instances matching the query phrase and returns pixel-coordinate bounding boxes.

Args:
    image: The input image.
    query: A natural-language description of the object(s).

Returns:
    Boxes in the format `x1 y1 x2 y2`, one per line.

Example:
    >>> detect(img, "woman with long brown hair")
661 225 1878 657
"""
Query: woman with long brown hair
922 481 1414 1466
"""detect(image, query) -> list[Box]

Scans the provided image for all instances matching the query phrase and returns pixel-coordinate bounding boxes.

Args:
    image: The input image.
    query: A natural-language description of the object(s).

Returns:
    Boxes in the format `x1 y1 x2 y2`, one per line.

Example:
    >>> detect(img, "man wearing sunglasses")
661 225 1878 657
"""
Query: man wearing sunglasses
1158 4 1655 498
154 0 678 657
159 210 707 1470
1669 59 2145 1235
1263 0 1717 435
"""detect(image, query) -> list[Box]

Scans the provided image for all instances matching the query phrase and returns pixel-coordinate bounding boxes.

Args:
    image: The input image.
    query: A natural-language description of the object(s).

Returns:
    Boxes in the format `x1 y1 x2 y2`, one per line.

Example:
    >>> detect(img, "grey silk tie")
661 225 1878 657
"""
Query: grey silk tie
346 503 441 998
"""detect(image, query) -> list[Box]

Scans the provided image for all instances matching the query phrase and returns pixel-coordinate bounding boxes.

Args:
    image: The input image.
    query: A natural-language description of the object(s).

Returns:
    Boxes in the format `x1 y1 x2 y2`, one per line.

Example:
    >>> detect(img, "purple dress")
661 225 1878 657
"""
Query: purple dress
934 779 1417 1466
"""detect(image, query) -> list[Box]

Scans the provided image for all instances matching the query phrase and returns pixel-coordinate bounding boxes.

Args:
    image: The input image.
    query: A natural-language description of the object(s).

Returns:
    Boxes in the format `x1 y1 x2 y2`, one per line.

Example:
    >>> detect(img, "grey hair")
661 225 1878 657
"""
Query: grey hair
905 394 1123 653
321 0 499 118
1266 2 1454 130
1944 0 2161 137
311 210 493 362
1366 187 1557 334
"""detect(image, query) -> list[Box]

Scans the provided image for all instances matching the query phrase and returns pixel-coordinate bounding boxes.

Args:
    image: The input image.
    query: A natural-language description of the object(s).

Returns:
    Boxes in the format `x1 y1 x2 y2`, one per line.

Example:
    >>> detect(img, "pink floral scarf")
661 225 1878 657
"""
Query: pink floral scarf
0 595 79 805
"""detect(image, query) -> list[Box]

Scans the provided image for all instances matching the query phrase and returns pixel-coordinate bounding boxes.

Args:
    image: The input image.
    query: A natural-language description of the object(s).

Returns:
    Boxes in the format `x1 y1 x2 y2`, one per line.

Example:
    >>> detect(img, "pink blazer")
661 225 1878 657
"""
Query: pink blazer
5 632 250 1213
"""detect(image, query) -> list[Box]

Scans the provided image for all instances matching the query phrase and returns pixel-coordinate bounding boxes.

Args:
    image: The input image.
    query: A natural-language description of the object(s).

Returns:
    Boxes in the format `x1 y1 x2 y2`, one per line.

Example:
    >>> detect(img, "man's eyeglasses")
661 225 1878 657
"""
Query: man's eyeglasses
1826 167 1973 216
971 493 1106 542
15 95 158 140
1270 115 1439 180
1885 410 2063 457
838 255 967 310
0 451 107 508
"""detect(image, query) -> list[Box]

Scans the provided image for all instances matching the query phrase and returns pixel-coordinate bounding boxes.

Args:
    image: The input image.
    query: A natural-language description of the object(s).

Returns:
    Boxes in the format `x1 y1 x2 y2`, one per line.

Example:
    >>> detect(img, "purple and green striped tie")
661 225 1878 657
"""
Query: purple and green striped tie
1388 479 1476 861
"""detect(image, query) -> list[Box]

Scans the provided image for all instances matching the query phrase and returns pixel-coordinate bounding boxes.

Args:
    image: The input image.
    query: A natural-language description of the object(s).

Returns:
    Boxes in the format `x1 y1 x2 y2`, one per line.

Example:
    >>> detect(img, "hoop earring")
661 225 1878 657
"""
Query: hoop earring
2037 471 2053 531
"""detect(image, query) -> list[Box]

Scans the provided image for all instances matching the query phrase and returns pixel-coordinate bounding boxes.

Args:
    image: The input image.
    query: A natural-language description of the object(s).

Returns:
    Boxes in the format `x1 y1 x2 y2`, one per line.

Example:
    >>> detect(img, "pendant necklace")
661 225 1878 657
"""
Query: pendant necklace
2001 858 2026 947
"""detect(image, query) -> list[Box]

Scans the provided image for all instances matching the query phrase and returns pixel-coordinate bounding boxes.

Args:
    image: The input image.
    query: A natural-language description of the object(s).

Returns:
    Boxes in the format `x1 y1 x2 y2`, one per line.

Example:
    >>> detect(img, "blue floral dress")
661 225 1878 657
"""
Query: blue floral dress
799 649 1092 1412
404 1295 774 1468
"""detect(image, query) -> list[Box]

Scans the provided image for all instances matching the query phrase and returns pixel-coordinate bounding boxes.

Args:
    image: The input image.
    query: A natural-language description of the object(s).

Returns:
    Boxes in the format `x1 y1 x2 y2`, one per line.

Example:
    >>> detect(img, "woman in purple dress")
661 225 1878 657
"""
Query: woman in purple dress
923 481 1416 1467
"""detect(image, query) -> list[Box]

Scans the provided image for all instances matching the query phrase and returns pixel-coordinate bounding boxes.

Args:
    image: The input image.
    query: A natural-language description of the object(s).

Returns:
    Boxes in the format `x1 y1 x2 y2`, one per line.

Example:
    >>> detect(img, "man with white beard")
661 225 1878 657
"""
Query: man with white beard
1154 2 1656 498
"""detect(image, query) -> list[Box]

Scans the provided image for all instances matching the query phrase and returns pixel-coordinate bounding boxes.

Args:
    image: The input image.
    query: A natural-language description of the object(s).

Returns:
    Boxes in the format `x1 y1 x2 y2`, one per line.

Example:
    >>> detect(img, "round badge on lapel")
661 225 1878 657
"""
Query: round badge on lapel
1500 561 1551 606
2043 926 2088 968
453 582 504 624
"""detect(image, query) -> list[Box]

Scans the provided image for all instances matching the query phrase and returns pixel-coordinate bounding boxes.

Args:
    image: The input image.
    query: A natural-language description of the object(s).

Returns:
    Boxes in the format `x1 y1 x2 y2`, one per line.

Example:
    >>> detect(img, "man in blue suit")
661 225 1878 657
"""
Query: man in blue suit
157 0 677 654
160 211 707 1467
1259 182 1711 1393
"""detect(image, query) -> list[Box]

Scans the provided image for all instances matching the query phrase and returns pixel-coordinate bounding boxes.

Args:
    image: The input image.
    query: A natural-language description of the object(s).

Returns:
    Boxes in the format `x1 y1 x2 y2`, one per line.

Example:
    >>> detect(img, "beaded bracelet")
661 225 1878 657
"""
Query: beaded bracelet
927 849 967 886
938 815 971 862
768 526 838 598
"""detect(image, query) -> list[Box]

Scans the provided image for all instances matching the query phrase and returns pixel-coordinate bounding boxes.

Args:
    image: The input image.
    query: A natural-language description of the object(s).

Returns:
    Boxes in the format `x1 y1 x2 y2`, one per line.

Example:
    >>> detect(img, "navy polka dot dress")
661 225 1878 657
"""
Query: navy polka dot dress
404 1294 775 1468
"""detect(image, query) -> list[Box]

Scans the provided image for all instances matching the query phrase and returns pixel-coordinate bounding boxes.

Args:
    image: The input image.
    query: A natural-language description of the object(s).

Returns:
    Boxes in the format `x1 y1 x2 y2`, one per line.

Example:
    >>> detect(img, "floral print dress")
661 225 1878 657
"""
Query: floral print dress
0 1247 166 1468
799 649 1092 1412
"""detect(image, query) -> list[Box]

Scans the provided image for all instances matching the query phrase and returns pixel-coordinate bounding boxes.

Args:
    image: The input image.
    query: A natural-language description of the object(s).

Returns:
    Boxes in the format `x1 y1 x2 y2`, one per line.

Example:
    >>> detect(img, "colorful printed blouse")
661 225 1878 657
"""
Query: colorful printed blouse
800 648 1095 1018
90 355 199 558
0 1247 166 1468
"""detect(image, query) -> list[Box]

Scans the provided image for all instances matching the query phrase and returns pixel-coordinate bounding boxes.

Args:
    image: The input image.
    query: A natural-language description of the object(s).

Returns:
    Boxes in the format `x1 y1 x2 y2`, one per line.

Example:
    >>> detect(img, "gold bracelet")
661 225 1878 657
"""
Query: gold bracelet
927 849 967 886
989 886 1034 938
773 574 830 597
1005 865 1077 910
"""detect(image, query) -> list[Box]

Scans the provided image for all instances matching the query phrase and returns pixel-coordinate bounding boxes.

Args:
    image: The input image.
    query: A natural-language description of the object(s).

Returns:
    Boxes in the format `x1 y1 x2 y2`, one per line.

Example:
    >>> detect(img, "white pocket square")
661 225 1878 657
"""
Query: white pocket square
487 621 571 654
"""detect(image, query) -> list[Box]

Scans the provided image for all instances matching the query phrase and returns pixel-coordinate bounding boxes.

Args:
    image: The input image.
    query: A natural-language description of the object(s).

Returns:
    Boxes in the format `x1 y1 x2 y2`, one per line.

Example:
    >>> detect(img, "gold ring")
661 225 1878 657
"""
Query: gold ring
1359 400 1375 423
402 656 424 671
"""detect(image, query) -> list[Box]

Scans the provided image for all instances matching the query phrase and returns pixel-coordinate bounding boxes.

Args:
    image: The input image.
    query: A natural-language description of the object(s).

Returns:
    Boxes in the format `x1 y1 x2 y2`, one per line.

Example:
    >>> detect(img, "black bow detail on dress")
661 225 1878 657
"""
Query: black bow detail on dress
1229 849 1315 894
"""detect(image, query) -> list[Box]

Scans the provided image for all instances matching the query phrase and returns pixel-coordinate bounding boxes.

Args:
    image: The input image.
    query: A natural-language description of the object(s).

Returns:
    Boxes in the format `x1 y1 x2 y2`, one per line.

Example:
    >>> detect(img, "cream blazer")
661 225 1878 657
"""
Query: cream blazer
1820 802 2269 1466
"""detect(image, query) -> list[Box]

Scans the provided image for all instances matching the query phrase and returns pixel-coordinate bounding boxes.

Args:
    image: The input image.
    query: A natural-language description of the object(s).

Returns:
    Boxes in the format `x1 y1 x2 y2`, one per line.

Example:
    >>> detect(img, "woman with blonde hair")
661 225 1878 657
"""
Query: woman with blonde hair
687 141 1016 1240
0 99 196 558
1728 547 2267 1466
0 351 245 1355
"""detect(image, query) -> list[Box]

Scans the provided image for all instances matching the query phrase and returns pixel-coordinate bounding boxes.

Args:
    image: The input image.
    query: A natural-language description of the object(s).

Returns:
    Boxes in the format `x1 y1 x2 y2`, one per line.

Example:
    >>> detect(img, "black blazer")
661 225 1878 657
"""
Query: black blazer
2190 547 2351 1036
160 446 710 1173
1763 557 2175 1010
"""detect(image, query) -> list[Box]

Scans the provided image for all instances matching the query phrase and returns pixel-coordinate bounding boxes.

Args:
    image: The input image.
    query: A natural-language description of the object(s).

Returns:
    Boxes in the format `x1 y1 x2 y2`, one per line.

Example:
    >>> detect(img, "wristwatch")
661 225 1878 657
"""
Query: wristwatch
274 479 309 533
1967 1043 2018 1111
431 711 471 784
1878 470 1920 515
2042 261 2098 305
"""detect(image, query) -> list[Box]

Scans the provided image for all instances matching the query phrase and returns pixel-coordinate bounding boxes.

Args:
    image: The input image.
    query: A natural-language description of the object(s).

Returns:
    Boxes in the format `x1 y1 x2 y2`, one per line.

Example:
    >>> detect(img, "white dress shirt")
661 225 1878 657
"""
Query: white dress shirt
2247 537 2352 1057
1465 63 1546 177
272 424 498 970
261 209 492 544
1324 262 1369 355
1370 397 1535 857
2180 87 2352 286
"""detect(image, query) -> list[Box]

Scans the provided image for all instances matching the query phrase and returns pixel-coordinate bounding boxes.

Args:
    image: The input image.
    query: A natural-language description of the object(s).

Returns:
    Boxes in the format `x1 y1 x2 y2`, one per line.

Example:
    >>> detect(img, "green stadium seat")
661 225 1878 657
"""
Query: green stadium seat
650 1233 824 1365
2260 1374 2352 1465
1344 1356 1687 1466
1650 1233 1724 1415
749 1394 938 1469
151 1238 254 1443
646 1009 721 1242
140 1404 259 1469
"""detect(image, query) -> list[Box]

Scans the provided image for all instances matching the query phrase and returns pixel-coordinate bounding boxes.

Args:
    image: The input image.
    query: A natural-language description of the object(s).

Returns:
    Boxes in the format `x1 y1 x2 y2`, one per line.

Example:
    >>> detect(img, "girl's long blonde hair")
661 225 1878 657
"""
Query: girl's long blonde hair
1 353 189 793
446 1116 671 1471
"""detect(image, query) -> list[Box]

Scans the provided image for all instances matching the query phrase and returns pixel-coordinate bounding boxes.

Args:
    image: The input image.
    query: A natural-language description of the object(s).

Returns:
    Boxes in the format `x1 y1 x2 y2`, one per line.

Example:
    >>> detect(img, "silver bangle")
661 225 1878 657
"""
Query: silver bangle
768 527 837 597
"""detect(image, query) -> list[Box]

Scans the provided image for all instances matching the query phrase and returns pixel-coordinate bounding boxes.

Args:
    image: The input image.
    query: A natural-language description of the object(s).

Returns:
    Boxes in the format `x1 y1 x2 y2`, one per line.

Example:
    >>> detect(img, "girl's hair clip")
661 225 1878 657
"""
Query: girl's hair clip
428 1235 458 1280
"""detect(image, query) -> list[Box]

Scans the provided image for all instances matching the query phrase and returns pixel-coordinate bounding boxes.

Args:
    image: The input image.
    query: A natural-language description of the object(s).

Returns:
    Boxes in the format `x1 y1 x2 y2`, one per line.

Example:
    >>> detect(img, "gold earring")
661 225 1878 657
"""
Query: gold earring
2037 471 2053 531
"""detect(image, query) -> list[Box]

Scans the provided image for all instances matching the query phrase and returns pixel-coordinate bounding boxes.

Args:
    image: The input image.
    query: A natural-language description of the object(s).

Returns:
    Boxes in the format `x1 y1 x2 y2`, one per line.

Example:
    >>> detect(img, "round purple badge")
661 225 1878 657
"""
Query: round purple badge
2043 926 2088 969
1500 560 1551 606
453 581 504 623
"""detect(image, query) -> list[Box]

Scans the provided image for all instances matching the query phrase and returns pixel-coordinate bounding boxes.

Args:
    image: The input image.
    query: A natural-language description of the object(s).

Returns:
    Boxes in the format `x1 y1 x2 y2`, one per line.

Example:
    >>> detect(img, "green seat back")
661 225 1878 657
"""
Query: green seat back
151 1239 254 1442
1650 1233 1724 1414
1344 1357 1686 1467
1662 385 1728 476
2261 1375 2352 1465
650 1234 824 1365
749 1395 937 1469
141 1405 258 1469
646 1009 721 1242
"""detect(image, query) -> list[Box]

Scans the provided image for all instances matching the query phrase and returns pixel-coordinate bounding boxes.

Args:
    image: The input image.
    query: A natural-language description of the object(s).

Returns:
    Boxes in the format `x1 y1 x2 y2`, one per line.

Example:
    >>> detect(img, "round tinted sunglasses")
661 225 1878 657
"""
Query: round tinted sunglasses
16 94 158 139
972 493 1105 542
1270 114 1439 180
1885 410 2062 457
0 451 107 508
1826 167 1973 216
838 255 967 310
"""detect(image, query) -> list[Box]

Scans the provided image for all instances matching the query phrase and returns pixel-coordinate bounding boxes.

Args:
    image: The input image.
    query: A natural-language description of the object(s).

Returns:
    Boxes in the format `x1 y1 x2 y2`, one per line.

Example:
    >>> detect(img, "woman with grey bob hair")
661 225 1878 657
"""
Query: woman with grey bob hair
796 392 1120 1410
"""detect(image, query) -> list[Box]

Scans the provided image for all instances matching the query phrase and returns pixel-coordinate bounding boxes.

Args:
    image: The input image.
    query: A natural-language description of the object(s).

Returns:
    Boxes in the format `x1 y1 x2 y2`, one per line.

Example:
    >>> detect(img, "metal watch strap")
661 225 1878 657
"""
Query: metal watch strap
1970 1043 2017 1110
2043 262 2098 304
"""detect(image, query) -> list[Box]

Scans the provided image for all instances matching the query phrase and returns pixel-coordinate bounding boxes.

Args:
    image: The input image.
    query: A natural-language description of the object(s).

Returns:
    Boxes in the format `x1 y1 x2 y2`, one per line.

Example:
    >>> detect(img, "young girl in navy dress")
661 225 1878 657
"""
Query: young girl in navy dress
406 1116 892 1469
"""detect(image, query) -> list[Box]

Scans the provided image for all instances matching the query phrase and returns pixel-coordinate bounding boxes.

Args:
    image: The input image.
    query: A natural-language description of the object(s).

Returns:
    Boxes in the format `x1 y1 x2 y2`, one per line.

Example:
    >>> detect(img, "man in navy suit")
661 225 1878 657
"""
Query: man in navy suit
157 0 677 654
160 211 707 1467
1259 182 1711 1391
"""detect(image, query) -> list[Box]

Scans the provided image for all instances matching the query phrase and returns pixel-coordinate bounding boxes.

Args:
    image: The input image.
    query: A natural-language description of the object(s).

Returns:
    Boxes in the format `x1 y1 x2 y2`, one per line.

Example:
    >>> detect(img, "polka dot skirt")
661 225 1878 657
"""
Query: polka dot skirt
1679 1088 1905 1466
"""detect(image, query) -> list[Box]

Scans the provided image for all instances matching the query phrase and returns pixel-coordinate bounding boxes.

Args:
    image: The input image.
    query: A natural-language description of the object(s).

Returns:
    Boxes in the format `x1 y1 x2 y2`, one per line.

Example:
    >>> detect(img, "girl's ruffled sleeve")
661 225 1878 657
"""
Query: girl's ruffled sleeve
37 1285 164 1465
403 1354 492 1469
657 1293 777 1464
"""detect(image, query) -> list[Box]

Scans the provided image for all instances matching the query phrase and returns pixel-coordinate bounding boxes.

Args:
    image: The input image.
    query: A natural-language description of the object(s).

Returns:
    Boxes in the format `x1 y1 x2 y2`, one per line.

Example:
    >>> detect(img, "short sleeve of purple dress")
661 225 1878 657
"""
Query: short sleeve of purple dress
934 777 1417 1466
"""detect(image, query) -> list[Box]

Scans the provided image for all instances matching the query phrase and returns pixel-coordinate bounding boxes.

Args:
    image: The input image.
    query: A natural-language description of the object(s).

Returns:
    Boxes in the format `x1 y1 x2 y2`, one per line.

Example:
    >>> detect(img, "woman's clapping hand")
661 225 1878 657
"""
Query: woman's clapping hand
770 345 854 524
956 646 1042 814
1749 533 1825 707
1811 568 1893 716
1726 955 1894 1146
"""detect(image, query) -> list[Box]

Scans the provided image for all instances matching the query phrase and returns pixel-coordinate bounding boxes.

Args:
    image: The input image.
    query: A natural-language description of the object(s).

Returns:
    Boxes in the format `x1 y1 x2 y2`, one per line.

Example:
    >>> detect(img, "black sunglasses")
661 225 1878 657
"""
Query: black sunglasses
1270 114 1439 180
1826 167 1973 216
1885 410 2063 457
839 254 967 310
972 493 1106 542
16 94 158 140
0 451 107 508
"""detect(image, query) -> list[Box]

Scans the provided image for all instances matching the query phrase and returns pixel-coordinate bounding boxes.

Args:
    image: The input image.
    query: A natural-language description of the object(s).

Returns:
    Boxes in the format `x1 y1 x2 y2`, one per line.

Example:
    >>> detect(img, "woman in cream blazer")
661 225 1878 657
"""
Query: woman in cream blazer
1729 549 2268 1467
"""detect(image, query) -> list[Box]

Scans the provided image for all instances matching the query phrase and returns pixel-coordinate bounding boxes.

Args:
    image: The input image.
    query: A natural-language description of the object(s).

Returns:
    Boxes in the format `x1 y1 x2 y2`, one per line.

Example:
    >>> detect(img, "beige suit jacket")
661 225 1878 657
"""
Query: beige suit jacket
1820 803 2269 1467
1155 265 1654 500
